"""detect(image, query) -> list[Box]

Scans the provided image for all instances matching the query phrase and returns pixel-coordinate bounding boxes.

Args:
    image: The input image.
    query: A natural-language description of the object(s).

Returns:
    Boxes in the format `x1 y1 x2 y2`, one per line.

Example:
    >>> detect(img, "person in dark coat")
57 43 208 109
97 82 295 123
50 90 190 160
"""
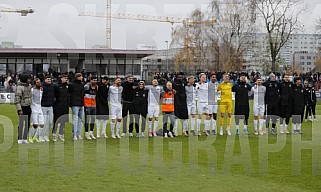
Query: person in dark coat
121 74 136 136
278 74 293 134
96 76 110 138
41 75 55 142
262 73 280 135
305 82 317 122
52 74 69 141
232 73 251 135
68 73 85 140
172 75 188 136
292 77 305 134
131 81 148 137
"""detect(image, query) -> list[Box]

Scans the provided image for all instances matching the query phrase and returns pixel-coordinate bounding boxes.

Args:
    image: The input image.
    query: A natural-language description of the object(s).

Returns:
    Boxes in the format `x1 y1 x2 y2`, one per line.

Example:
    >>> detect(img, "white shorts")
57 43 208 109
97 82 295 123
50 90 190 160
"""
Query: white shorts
208 105 218 114
148 105 160 118
31 113 44 125
197 102 209 115
253 104 265 116
187 103 196 115
110 105 122 119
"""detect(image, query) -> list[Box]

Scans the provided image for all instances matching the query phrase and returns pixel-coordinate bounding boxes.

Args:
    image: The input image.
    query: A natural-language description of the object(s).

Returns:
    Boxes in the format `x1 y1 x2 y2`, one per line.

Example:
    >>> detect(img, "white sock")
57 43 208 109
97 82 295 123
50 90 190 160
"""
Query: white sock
183 119 188 132
236 125 239 131
116 122 121 134
174 119 179 133
190 118 195 131
285 124 288 130
39 127 44 137
205 120 210 131
35 127 39 137
254 120 258 131
110 122 115 135
297 123 301 131
244 125 247 130
280 124 284 130
197 119 201 132
259 119 264 131
153 121 158 132
211 119 216 131
96 119 101 135
148 121 152 132
29 127 36 138
102 120 107 134
292 123 297 131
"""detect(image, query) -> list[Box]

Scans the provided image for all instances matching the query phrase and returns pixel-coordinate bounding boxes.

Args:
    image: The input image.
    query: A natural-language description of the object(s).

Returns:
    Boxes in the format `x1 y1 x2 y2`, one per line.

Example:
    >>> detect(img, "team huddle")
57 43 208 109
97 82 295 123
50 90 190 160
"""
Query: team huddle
14 72 318 144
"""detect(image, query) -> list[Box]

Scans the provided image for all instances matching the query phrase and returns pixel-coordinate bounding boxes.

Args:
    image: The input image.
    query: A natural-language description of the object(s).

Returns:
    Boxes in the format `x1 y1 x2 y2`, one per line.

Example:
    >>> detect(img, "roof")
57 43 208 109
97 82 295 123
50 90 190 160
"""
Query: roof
0 48 155 59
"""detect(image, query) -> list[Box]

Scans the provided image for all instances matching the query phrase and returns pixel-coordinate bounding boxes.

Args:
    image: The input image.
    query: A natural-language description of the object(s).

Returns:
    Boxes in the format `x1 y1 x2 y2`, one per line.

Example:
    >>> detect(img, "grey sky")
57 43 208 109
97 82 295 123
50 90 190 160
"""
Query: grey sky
0 0 320 49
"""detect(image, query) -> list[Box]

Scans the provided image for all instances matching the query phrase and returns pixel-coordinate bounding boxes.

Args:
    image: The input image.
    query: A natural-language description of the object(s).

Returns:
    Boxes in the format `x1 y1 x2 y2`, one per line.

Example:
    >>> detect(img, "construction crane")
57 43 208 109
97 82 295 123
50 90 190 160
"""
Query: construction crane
79 11 216 49
0 6 34 16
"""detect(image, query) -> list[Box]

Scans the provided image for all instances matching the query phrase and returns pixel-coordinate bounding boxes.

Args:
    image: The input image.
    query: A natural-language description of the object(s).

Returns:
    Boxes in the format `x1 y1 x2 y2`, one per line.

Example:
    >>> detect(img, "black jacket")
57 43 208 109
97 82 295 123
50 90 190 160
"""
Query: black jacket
232 81 251 116
133 87 148 114
232 81 251 106
278 81 293 105
41 82 55 107
121 81 135 103
68 79 84 107
54 82 69 114
292 84 305 106
96 82 109 115
172 80 188 119
305 87 317 105
262 80 280 104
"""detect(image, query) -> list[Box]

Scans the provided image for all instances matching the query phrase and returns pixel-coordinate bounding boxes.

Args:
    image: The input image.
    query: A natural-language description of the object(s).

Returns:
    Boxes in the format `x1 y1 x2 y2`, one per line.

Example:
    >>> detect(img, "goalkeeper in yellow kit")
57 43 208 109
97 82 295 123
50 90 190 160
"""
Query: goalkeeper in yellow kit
217 73 233 135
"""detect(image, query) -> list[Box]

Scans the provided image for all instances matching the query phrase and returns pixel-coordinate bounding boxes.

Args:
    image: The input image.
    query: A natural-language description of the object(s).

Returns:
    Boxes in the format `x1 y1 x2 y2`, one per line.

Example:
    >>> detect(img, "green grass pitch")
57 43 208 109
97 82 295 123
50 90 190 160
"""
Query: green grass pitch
0 101 321 191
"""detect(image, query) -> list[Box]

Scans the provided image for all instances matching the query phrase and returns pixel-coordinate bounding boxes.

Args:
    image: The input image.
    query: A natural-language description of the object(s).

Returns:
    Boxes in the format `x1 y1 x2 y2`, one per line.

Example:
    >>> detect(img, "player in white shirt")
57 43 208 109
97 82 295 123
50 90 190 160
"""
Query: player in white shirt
146 79 163 137
250 77 266 135
108 77 123 138
195 73 211 136
29 78 45 143
208 73 219 135
185 76 197 136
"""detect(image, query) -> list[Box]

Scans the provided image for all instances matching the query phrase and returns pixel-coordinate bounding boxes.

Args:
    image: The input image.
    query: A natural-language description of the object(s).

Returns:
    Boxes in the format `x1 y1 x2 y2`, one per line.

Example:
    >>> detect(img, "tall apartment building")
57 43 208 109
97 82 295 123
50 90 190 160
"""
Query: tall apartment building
243 33 321 72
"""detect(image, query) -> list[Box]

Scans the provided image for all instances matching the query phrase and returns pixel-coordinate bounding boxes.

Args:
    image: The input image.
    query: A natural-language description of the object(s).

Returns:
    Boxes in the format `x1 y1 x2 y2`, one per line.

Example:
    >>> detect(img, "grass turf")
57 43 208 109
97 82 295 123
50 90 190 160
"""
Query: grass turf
0 102 321 192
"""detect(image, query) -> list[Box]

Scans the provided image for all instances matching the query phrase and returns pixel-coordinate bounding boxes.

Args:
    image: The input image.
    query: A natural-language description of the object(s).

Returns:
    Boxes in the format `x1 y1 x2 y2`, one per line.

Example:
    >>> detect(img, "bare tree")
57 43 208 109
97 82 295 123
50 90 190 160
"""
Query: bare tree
314 54 321 72
208 0 257 72
255 0 304 72
172 9 213 73
171 0 257 73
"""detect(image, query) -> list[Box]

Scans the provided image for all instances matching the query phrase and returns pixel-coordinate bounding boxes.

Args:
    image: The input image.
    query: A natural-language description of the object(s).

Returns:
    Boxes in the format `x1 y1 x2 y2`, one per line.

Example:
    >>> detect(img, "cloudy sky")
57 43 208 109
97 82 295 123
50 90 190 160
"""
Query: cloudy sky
0 0 320 50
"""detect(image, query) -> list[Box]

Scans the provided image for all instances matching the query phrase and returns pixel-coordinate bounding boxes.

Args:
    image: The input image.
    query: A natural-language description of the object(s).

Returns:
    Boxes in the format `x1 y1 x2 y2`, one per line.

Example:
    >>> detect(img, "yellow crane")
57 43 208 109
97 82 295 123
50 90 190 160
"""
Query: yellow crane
0 6 34 16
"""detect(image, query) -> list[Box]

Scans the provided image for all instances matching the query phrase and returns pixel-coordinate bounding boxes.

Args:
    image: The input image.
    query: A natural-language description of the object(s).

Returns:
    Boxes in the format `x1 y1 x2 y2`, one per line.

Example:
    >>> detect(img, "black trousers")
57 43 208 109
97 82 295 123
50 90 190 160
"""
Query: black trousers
129 112 147 133
305 104 316 118
85 107 96 132
292 105 305 124
53 105 69 135
279 104 291 125
235 115 249 125
122 102 134 133
266 104 279 128
18 106 31 140
163 112 175 135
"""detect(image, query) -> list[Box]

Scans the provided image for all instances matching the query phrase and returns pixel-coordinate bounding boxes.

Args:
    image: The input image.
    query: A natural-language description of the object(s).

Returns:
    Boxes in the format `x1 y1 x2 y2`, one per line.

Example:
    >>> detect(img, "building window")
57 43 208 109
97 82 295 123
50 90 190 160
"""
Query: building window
300 62 305 65
300 56 305 59
307 62 312 65
307 56 312 60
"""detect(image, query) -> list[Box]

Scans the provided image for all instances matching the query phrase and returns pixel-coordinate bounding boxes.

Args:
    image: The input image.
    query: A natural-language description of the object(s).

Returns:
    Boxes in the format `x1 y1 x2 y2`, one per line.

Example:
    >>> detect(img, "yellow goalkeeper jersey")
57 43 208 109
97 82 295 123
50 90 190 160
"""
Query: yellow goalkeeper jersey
218 81 233 103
